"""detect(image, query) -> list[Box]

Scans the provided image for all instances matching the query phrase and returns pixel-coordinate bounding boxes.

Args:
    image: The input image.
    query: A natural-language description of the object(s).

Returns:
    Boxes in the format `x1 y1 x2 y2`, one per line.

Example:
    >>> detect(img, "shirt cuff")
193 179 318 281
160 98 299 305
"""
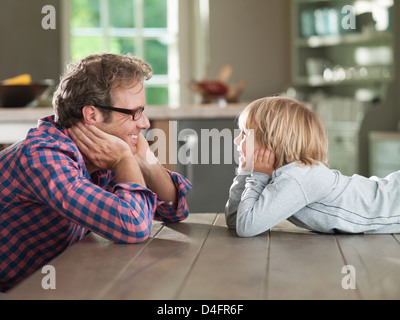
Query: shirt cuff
246 171 271 188
154 170 192 222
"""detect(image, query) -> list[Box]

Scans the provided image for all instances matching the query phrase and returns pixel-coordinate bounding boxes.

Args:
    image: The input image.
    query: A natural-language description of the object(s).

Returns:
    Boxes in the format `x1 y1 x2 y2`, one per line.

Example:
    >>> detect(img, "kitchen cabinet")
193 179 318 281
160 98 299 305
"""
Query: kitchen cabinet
0 123 38 145
327 121 359 176
173 119 239 213
292 0 393 94
0 108 52 146
369 131 400 177
149 118 240 214
290 0 395 175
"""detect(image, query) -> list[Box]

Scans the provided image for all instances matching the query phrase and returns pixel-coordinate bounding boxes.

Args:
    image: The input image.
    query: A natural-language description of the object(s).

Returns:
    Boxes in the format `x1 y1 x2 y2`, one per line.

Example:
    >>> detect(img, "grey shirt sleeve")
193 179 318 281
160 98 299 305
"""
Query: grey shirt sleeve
226 163 339 237
236 170 308 237
224 170 251 228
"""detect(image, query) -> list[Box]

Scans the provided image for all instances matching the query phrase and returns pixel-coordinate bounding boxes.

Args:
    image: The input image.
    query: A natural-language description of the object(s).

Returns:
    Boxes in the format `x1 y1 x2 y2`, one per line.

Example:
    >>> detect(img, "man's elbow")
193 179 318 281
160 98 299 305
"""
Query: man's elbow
114 227 152 244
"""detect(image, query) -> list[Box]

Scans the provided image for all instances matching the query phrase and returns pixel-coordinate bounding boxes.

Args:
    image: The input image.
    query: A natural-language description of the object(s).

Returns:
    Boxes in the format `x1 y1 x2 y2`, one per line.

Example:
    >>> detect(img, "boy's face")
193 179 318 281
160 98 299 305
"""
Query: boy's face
234 128 256 168
97 82 150 154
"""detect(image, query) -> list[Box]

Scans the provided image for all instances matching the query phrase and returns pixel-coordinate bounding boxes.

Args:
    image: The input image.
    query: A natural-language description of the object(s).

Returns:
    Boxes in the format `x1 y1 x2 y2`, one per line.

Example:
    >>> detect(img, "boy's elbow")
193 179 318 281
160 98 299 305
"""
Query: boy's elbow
236 224 257 238
224 200 238 229
236 214 267 238
224 212 237 229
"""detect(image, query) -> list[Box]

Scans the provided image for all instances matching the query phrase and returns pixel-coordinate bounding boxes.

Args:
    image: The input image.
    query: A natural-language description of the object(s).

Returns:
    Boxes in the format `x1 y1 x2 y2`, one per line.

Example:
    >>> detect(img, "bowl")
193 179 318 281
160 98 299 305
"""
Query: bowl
0 81 52 108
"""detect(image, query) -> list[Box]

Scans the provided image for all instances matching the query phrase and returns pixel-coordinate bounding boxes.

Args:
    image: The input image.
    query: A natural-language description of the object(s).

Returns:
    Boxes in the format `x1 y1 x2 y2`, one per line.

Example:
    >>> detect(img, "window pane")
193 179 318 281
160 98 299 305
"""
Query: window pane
71 0 101 28
145 39 168 75
144 0 167 28
145 87 169 105
109 38 136 55
70 0 177 106
109 0 134 28
71 36 103 61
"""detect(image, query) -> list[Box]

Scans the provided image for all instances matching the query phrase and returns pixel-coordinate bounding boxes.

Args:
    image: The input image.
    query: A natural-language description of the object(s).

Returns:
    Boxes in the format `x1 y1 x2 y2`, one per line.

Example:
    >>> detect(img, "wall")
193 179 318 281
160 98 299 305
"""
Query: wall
207 0 291 102
0 0 61 83
0 0 291 105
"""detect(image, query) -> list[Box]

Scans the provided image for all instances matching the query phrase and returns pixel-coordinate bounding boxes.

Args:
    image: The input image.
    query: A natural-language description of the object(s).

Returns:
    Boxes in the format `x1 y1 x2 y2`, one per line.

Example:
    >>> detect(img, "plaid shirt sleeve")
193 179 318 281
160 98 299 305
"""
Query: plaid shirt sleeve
94 168 192 224
153 170 192 222
0 118 192 292
95 168 192 223
21 142 161 244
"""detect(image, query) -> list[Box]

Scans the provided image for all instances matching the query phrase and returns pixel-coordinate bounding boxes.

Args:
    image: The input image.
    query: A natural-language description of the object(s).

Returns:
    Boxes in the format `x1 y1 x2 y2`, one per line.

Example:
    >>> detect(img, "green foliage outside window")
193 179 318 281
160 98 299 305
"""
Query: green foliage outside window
70 0 170 105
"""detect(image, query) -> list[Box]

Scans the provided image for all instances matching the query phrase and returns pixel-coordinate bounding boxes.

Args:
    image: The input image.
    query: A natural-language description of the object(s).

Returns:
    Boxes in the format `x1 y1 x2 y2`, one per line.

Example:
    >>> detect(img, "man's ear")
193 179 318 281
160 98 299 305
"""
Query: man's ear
82 105 102 125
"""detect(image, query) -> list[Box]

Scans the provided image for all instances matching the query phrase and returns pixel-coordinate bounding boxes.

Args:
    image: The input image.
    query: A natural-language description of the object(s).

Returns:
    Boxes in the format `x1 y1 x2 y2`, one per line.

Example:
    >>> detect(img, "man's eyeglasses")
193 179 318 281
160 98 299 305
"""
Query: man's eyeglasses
95 105 145 121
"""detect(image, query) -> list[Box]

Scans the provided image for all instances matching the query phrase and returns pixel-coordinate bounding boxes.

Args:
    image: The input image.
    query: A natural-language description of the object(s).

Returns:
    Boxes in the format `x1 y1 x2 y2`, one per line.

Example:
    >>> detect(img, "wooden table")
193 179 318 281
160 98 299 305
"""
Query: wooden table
3 213 400 300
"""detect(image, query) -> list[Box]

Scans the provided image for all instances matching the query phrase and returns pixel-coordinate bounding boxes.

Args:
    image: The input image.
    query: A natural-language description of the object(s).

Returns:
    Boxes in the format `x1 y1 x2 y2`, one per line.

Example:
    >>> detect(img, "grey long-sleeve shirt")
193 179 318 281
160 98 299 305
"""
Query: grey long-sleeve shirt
225 162 400 236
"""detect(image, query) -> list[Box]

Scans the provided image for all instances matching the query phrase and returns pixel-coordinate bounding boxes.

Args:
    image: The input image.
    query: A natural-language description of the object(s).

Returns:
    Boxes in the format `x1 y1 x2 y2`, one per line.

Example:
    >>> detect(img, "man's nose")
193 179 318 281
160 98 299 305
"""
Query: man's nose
137 112 150 130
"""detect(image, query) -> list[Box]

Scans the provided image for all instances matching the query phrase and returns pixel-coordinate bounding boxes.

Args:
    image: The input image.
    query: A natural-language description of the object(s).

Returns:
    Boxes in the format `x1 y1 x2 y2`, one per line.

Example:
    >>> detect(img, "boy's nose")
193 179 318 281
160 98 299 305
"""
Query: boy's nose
234 135 241 146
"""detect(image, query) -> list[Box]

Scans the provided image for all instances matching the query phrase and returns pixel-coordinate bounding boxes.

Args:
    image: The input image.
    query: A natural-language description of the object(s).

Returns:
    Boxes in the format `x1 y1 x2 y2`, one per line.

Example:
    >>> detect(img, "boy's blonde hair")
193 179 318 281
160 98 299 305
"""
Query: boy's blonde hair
238 96 328 168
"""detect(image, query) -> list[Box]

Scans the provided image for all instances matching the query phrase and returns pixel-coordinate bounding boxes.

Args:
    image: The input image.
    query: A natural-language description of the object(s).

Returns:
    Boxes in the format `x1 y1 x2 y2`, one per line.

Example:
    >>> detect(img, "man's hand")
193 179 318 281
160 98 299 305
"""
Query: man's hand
69 122 132 172
253 148 275 176
134 132 159 166
69 122 146 186
133 132 178 203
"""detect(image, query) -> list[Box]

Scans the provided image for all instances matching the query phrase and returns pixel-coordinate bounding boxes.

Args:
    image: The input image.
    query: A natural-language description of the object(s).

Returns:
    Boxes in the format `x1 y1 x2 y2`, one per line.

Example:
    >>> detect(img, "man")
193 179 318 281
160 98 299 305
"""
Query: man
0 53 191 292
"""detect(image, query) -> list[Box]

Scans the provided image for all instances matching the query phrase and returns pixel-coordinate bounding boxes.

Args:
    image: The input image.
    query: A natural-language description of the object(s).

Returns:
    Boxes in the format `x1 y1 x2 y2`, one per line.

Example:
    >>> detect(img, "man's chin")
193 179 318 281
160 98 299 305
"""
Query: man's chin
130 146 137 155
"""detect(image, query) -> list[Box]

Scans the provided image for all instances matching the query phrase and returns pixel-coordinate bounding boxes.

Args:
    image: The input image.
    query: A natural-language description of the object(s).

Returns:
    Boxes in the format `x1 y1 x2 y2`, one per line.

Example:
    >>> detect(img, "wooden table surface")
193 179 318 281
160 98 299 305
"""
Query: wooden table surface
3 213 400 300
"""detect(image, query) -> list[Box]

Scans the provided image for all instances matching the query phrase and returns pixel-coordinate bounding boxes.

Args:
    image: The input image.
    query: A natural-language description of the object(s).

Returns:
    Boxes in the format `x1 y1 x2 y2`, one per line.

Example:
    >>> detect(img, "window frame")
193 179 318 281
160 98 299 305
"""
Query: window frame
62 0 180 107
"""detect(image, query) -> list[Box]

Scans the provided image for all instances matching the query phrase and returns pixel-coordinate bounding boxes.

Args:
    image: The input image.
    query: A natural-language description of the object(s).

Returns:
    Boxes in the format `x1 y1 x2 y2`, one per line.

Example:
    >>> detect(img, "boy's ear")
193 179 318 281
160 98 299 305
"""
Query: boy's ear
82 105 101 125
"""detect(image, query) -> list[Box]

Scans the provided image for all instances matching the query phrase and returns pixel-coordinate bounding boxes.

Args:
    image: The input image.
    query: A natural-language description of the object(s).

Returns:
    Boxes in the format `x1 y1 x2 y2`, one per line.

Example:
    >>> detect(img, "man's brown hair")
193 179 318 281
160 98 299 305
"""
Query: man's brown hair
53 53 153 127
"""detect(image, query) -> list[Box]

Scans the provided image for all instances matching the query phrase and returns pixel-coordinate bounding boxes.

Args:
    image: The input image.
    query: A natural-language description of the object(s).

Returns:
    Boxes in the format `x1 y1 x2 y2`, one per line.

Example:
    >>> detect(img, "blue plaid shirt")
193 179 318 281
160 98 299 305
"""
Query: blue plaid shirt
0 115 191 292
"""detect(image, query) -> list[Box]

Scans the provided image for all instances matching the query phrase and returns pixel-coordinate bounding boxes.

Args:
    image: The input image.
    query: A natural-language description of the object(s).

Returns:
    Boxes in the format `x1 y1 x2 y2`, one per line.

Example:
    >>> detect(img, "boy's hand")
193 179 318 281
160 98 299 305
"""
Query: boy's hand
253 148 275 176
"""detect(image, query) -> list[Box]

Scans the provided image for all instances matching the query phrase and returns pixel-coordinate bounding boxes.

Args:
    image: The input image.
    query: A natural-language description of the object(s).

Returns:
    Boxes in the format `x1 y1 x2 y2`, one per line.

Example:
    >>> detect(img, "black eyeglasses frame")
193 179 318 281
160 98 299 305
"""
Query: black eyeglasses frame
95 105 145 121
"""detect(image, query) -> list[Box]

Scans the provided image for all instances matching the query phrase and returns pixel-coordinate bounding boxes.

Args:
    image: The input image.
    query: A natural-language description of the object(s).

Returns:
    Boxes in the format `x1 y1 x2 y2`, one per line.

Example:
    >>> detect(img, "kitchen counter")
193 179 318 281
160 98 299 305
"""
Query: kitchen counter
0 104 247 145
0 103 247 122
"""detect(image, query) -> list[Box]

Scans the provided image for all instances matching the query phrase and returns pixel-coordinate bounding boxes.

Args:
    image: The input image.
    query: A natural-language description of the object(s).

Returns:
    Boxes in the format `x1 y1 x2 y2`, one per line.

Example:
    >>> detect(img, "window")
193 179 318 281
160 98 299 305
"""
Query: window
69 0 179 106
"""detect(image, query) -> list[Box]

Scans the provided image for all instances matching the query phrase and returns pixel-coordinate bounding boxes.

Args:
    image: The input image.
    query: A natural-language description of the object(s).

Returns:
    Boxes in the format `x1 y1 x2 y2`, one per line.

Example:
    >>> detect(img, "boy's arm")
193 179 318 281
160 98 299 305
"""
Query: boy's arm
225 170 251 228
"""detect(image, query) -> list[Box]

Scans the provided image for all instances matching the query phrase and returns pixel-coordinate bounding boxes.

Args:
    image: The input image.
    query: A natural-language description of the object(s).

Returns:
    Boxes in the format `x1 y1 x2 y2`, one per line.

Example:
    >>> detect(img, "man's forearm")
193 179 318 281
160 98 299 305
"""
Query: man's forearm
140 161 178 203
113 154 146 187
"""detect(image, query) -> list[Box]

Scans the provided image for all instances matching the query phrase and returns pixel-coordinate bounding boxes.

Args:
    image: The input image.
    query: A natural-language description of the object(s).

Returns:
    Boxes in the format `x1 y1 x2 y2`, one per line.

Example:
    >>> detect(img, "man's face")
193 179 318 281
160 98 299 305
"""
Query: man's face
97 81 150 154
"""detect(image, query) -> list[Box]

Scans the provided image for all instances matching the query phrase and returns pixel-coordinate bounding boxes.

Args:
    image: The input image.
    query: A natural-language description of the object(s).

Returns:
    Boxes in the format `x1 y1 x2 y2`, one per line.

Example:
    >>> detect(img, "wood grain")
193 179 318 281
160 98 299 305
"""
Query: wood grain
4 214 400 300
